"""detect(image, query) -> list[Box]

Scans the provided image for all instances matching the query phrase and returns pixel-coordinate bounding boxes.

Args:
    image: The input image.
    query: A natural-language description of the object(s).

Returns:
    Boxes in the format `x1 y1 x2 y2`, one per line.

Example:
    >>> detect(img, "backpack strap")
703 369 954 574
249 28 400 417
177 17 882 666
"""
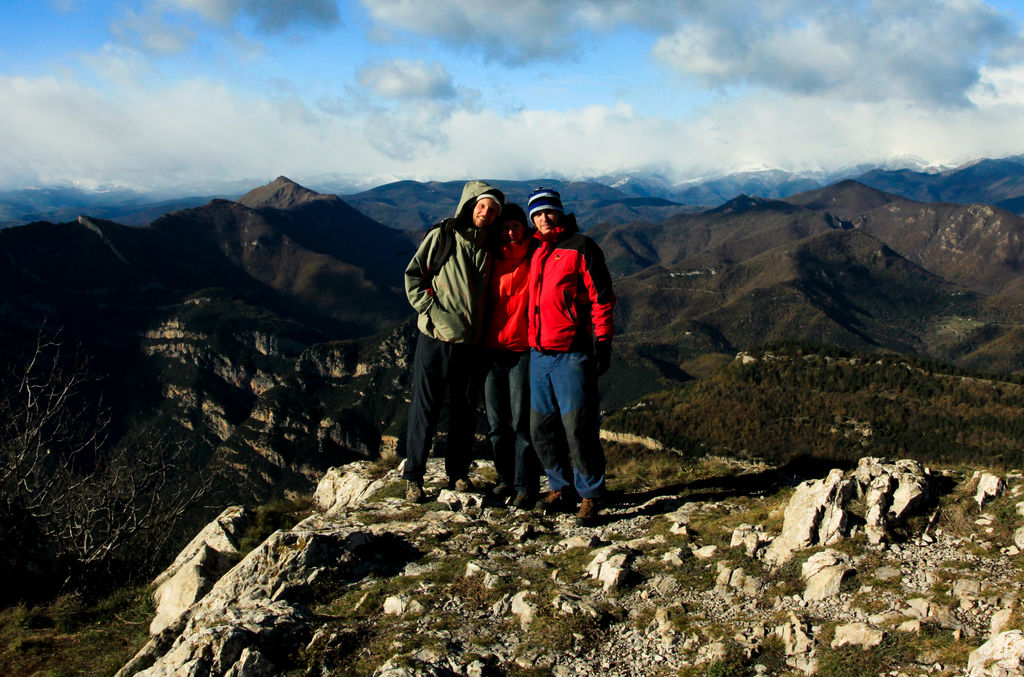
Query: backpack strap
425 218 457 277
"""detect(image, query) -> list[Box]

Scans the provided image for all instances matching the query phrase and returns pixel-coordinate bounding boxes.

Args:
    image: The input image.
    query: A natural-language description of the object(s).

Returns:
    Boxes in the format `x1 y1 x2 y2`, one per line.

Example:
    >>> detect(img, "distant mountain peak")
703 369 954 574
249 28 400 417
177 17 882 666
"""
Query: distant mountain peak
237 176 336 211
707 194 796 215
787 180 900 212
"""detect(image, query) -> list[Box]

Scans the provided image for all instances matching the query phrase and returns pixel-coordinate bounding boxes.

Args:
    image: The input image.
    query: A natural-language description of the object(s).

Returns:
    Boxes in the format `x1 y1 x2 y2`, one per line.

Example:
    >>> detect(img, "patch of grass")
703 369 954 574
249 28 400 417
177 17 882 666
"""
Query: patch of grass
366 479 409 502
447 572 496 612
364 454 402 480
765 555 806 599
677 641 754 677
0 586 153 677
236 496 314 555
605 442 692 494
519 604 606 656
814 624 934 677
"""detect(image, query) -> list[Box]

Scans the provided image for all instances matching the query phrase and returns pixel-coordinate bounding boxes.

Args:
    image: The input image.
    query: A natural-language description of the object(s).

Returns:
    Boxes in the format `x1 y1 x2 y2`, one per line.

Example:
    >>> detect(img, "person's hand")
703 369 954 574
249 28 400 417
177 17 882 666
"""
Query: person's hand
595 340 612 376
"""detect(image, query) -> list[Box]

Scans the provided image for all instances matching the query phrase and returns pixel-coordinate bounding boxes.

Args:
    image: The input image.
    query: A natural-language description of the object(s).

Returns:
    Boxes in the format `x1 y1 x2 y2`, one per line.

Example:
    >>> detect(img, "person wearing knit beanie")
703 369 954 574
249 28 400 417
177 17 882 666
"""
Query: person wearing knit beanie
527 188 563 222
526 186 616 527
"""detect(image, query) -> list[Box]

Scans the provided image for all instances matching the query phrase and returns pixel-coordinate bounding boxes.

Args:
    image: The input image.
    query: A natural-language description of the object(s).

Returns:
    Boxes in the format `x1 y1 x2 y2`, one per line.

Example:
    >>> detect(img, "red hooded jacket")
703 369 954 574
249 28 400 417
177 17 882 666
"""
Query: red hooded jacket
527 218 615 353
484 239 533 351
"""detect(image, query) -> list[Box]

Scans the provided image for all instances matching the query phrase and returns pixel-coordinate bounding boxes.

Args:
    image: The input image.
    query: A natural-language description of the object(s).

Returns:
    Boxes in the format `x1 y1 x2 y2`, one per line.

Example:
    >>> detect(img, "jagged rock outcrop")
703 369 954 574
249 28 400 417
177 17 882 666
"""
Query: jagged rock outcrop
764 468 857 565
968 630 1024 676
120 457 1024 676
801 549 853 602
765 457 936 565
313 463 389 513
149 507 251 635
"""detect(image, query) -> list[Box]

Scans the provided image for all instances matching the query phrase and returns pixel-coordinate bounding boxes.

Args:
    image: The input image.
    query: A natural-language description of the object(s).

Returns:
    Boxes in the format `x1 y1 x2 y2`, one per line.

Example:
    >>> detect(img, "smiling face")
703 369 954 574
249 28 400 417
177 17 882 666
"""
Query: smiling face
472 197 501 228
501 218 528 245
532 209 561 236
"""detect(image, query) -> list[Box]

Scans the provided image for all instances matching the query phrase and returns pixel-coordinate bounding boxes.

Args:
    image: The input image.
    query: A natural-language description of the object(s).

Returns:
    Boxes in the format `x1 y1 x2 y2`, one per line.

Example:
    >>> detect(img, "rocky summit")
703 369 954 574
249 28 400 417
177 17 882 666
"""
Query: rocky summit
118 454 1024 676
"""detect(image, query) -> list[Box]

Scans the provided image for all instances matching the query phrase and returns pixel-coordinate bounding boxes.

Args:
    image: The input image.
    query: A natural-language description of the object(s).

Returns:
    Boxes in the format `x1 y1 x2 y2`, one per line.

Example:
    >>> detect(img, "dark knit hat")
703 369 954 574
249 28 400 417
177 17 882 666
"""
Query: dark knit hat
501 203 529 228
527 187 564 221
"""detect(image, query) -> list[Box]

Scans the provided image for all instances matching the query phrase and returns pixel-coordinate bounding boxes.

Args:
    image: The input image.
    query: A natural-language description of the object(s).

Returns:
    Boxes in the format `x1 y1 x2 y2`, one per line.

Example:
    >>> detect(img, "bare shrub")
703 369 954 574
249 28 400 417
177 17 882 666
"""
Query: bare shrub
0 332 209 599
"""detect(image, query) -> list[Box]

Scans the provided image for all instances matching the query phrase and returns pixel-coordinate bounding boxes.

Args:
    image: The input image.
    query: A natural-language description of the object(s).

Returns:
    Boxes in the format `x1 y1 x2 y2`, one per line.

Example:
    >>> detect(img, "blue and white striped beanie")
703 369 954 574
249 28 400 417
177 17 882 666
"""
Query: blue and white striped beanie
527 187 564 221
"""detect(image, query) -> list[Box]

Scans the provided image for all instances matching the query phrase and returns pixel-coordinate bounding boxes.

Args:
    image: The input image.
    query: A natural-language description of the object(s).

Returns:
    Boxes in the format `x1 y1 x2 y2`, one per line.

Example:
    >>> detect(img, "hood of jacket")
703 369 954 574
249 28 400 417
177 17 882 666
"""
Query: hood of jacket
456 180 505 221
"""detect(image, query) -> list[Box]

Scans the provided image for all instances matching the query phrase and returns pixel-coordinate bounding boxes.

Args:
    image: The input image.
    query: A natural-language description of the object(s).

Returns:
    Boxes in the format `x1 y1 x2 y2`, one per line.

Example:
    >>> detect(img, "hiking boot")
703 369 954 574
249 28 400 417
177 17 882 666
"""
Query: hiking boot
405 480 425 504
491 482 514 499
512 492 535 510
452 477 474 492
541 490 573 514
576 498 599 526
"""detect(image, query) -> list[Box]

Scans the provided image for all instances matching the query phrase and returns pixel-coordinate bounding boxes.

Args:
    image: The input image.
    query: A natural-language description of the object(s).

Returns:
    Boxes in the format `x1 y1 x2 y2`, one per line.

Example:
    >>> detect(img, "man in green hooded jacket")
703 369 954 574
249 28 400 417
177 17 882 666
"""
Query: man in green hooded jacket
402 180 505 501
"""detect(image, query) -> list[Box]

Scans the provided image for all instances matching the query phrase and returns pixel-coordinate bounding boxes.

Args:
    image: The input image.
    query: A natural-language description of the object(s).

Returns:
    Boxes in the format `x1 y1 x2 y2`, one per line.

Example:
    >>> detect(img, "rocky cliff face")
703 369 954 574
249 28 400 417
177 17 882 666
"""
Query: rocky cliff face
119 455 1024 676
143 308 419 503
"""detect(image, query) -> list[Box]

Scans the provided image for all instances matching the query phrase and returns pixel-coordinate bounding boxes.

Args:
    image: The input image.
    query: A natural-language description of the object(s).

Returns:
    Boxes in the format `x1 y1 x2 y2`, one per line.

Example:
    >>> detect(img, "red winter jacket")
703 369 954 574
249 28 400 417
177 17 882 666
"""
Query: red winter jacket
528 219 615 353
484 239 533 351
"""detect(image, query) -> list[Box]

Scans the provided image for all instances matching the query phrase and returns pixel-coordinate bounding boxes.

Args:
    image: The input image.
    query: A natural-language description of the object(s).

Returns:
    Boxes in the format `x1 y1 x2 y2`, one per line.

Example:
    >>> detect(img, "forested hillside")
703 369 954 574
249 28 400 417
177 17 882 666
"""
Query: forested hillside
605 342 1024 470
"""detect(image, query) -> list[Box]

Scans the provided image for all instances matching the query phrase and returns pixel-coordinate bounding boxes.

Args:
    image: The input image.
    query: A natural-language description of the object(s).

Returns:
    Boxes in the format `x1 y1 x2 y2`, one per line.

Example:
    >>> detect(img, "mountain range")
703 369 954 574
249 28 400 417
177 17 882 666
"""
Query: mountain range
6 154 1024 230
6 169 1024 511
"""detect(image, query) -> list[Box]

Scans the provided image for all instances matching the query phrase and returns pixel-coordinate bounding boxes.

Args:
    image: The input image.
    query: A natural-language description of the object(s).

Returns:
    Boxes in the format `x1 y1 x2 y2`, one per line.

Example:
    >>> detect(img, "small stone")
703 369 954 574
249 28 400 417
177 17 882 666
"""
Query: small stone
831 622 885 648
975 473 1005 509
693 545 718 559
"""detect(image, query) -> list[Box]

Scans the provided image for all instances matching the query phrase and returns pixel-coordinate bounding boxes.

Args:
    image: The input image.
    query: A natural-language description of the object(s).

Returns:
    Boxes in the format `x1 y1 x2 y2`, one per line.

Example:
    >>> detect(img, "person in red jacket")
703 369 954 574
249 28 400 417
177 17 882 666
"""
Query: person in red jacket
526 187 615 526
482 203 539 507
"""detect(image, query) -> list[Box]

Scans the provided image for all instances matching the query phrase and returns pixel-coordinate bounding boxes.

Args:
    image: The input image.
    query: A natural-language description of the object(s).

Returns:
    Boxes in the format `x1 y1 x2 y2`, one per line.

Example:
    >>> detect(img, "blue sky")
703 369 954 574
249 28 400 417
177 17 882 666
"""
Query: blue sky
2 0 1024 194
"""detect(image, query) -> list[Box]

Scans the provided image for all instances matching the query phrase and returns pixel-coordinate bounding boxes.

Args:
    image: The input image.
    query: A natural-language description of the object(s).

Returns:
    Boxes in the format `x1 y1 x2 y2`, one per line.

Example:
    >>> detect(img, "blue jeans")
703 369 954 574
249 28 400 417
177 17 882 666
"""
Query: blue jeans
529 350 605 499
483 349 539 495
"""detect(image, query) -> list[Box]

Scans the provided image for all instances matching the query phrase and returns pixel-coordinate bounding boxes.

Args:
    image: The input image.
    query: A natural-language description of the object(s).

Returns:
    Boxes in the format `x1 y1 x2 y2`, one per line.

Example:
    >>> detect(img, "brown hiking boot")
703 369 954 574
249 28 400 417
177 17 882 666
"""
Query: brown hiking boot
512 492 535 510
576 498 599 526
405 481 425 504
541 490 572 514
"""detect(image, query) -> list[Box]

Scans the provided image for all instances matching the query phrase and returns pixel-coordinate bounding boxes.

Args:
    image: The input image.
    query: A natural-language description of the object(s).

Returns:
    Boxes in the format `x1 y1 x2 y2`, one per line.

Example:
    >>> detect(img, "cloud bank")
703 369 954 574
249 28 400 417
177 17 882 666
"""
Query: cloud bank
1 0 1024 192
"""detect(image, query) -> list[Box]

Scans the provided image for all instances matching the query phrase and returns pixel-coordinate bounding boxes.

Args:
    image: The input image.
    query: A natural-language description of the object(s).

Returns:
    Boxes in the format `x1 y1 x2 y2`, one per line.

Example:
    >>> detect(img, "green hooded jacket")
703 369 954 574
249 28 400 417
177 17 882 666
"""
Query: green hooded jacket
404 180 504 343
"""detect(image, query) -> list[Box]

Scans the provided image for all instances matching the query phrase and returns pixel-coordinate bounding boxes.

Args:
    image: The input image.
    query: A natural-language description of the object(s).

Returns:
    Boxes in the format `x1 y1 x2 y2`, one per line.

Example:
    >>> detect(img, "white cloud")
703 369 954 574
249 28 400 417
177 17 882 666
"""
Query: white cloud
111 9 198 56
5 34 1024 194
652 1 1022 107
360 0 680 64
356 59 457 100
970 64 1024 107
166 0 341 32
361 0 1024 108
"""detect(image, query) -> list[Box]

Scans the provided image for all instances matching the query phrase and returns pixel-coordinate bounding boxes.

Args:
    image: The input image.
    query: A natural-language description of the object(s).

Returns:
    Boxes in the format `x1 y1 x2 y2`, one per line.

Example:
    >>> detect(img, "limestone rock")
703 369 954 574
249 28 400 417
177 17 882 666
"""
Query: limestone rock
855 458 931 545
731 524 771 557
968 630 1024 676
692 545 718 559
831 622 885 648
130 526 374 676
511 591 537 630
313 464 388 513
889 459 930 521
991 608 1014 637
152 506 250 588
976 473 1006 509
149 506 250 636
801 549 853 602
587 547 633 591
149 543 220 636
764 469 856 566
383 594 424 615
